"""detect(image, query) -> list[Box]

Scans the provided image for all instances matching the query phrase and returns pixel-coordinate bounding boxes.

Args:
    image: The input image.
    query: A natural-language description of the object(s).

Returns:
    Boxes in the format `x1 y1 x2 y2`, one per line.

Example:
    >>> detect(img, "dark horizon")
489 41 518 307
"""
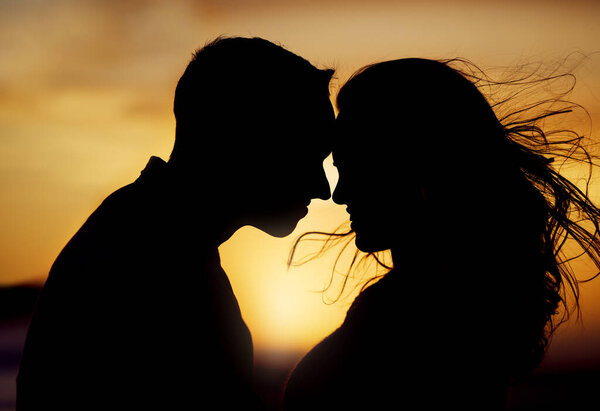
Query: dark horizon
2 305 600 411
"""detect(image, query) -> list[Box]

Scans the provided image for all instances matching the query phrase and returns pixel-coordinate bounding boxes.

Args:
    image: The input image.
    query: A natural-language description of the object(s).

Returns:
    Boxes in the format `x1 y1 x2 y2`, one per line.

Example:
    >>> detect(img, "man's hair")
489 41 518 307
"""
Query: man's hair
170 36 334 163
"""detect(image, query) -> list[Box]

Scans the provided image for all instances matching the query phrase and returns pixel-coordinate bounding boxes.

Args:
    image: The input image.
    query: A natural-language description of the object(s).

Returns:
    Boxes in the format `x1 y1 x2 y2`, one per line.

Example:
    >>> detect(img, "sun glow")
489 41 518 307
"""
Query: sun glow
1 0 600 366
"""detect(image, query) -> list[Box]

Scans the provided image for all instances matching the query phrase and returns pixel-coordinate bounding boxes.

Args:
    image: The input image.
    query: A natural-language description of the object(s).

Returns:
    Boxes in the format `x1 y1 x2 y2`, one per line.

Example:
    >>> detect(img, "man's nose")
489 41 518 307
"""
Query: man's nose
312 166 331 200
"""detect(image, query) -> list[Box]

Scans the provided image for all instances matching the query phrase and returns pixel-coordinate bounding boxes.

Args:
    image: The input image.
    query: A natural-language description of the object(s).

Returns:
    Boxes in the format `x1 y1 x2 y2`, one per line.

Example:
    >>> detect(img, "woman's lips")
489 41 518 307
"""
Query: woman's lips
347 207 355 222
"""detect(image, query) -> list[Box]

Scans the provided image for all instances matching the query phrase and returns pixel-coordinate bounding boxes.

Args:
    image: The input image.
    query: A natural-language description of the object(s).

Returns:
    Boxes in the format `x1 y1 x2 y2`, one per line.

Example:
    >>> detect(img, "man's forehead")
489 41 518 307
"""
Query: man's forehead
270 100 334 135
265 131 331 159
280 87 333 111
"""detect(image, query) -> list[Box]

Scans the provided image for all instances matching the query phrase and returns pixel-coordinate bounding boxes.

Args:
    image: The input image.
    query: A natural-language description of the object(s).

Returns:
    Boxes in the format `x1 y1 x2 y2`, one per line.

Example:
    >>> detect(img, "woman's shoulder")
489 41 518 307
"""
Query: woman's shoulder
345 269 401 316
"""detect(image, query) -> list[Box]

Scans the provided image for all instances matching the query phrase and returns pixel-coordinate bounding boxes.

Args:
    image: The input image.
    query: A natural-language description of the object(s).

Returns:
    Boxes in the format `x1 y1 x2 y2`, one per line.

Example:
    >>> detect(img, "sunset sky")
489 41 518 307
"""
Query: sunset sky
1 0 600 367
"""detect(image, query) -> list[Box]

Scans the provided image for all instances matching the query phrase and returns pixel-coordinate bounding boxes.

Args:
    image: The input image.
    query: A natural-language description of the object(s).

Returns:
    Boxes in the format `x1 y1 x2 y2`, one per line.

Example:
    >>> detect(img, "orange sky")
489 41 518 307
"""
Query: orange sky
1 0 600 366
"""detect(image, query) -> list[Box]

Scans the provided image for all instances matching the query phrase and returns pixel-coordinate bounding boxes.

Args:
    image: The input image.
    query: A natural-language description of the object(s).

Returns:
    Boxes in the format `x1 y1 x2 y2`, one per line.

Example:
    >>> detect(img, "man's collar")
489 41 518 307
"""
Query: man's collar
140 156 168 179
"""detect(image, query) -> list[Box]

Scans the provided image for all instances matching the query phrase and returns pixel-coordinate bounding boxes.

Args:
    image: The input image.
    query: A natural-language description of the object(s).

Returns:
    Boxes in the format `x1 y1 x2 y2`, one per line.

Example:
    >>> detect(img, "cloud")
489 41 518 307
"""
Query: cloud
0 0 210 133
0 0 205 106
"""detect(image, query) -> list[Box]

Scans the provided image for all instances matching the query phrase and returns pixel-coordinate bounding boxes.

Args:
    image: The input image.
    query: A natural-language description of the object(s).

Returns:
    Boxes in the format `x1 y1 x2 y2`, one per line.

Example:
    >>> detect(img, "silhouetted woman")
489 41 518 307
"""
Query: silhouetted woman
283 58 600 410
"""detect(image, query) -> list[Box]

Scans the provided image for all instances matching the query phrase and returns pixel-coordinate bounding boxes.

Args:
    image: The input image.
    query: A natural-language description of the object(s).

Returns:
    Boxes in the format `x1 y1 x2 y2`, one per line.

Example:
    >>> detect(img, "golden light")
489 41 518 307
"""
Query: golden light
1 0 600 370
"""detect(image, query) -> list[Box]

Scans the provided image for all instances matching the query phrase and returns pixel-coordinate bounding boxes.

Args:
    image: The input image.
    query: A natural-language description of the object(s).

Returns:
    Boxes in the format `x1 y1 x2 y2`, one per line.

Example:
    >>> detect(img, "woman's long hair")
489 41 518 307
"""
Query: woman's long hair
289 54 600 380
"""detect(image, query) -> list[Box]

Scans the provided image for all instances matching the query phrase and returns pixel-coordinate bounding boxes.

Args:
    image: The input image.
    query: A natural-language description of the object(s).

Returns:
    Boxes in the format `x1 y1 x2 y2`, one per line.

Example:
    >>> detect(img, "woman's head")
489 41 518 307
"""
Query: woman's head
330 57 600 379
333 58 509 253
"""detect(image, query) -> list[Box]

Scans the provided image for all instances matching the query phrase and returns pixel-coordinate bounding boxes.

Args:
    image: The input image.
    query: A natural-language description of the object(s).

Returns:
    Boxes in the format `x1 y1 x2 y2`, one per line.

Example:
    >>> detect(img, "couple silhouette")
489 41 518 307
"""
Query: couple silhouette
16 36 600 410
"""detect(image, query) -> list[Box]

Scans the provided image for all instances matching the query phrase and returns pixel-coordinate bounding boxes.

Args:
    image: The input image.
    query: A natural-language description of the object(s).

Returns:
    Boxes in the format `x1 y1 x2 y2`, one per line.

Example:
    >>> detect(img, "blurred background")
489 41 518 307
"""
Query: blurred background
1 0 599 409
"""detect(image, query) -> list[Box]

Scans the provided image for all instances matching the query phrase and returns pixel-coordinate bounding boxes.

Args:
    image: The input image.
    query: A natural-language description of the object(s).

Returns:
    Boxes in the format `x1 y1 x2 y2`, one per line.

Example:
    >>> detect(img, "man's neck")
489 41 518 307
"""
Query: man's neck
163 161 246 247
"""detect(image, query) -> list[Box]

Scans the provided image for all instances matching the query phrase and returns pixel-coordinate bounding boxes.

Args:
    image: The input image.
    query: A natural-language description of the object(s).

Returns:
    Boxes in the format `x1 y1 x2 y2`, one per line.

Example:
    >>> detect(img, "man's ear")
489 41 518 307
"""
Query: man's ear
420 185 429 202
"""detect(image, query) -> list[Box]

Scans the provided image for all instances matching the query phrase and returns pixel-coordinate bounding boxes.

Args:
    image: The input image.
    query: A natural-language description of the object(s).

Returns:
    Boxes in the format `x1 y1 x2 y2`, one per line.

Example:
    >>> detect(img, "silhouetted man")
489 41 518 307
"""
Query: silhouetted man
17 37 334 410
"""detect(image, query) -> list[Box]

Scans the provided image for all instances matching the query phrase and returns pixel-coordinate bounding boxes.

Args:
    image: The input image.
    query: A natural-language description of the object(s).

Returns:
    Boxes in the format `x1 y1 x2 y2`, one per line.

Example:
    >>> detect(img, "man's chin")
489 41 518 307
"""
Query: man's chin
254 220 299 238
249 206 309 238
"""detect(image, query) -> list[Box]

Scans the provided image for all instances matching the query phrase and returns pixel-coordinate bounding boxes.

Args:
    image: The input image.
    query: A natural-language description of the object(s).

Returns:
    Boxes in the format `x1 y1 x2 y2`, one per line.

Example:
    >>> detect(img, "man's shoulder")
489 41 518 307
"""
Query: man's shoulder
52 176 155 261
93 156 170 219
78 181 144 236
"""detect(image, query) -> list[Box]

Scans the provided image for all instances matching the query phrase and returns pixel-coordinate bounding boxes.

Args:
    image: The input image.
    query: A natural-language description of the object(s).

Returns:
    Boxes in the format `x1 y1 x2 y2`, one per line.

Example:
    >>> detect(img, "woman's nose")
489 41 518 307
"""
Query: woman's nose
332 180 346 205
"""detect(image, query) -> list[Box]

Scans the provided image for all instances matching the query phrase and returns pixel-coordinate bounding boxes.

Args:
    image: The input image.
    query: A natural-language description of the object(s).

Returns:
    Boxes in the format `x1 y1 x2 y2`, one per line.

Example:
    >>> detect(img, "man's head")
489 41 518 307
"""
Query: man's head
169 36 335 237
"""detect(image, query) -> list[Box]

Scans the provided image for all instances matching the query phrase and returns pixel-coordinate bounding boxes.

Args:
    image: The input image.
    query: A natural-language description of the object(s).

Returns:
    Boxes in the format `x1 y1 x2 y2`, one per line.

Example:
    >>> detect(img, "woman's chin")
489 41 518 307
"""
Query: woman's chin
353 228 391 253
